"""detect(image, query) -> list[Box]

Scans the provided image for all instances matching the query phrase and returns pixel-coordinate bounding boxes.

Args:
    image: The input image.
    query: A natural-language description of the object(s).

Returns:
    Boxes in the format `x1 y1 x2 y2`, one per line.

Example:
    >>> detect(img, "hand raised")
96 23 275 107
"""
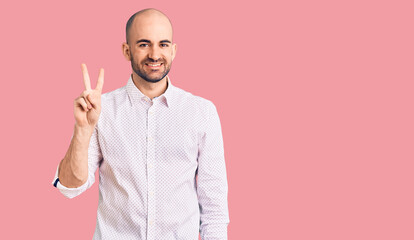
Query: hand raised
74 63 104 129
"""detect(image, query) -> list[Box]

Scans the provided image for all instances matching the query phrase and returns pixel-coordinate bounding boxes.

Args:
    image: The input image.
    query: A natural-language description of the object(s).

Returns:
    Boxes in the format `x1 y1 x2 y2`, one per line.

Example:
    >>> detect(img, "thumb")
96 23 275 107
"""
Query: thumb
87 93 100 109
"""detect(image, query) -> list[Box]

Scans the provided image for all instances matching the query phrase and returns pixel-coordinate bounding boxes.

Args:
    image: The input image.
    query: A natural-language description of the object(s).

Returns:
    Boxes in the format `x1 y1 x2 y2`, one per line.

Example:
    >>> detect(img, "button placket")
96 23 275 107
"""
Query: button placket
146 103 156 240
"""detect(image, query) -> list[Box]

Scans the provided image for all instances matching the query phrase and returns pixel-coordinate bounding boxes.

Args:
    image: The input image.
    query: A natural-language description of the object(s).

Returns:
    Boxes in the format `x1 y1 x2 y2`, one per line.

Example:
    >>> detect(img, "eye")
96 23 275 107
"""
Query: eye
161 44 169 47
139 44 149 47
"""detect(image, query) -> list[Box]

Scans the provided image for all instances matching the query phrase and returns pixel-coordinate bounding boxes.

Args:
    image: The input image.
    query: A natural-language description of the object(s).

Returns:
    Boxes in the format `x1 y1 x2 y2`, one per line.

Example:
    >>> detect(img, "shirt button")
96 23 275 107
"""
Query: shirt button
148 136 153 141
149 111 154 114
149 191 154 196
149 220 154 225
148 163 153 168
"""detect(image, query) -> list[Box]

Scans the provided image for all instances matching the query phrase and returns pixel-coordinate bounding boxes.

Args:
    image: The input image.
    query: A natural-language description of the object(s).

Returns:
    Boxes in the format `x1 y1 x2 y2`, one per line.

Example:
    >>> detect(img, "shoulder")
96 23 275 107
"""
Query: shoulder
100 85 129 108
98 86 129 122
101 86 127 101
172 86 217 116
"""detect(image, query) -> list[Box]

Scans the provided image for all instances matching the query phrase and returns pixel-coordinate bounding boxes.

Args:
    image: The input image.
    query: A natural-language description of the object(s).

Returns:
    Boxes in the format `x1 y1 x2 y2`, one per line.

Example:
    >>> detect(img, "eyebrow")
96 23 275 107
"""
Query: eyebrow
136 39 172 44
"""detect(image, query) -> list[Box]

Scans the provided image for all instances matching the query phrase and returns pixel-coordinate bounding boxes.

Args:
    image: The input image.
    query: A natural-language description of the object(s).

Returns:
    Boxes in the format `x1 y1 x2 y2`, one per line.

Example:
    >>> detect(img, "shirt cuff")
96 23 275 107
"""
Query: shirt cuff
51 163 89 199
200 223 228 240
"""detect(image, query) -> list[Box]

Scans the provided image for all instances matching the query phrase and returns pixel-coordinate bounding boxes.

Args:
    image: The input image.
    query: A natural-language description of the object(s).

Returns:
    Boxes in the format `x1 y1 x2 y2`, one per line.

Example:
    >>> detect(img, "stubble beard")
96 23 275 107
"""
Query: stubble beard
131 55 171 83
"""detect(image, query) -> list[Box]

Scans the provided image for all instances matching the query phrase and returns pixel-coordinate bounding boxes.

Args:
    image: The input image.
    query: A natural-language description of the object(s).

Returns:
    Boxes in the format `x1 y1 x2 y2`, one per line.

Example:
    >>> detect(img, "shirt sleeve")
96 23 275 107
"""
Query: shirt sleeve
51 126 103 199
197 101 230 240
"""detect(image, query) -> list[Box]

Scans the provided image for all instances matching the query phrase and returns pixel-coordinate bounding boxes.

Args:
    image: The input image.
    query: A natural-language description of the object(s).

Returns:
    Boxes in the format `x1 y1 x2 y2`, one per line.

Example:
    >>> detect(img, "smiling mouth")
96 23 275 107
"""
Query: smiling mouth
145 63 163 68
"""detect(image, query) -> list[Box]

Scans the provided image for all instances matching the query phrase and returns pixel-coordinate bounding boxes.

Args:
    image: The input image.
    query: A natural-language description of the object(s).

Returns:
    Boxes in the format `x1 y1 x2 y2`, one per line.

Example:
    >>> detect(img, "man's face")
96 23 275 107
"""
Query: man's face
126 14 176 83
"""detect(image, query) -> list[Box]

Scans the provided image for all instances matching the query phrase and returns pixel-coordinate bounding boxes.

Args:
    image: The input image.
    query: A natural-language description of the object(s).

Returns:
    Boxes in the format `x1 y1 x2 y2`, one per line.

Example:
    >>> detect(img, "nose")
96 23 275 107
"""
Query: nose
148 45 161 61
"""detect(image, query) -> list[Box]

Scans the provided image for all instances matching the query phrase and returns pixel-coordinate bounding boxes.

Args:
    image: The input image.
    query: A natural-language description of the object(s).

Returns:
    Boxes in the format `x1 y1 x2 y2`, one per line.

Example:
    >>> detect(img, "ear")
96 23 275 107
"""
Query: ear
122 42 131 61
171 43 177 61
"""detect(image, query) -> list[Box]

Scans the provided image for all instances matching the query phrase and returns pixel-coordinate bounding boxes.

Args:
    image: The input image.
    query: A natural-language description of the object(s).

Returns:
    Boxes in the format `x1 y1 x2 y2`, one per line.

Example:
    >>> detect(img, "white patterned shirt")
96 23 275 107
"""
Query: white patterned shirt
52 75 229 240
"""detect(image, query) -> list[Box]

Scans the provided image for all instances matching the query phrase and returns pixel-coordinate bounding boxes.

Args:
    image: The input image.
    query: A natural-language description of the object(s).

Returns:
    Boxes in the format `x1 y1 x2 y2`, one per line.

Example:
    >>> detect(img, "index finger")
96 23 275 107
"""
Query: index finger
81 63 92 90
95 68 104 92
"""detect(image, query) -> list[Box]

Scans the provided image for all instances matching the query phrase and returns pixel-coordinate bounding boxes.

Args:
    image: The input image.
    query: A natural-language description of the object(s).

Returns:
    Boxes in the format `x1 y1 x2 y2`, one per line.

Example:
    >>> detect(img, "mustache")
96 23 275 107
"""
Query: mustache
144 58 166 63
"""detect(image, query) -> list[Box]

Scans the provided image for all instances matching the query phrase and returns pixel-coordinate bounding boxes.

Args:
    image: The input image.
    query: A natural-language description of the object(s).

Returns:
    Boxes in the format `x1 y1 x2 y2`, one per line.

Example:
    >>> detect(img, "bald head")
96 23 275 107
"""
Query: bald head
126 8 173 44
122 8 177 84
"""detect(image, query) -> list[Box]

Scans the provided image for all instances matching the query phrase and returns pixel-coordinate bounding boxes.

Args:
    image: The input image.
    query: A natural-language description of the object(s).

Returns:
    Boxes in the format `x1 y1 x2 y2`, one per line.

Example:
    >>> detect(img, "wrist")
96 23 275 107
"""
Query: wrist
74 124 94 139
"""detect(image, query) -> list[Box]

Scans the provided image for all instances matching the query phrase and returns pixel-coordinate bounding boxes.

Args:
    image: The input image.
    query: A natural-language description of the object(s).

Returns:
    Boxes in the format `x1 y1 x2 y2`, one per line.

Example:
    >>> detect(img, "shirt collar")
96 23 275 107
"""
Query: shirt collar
126 75 175 108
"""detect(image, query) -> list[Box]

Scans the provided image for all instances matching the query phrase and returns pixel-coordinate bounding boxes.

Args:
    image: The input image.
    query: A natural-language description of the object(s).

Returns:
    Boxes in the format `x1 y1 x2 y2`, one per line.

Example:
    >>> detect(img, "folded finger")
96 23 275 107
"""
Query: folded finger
87 93 99 108
75 96 89 112
81 91 92 109
84 96 92 109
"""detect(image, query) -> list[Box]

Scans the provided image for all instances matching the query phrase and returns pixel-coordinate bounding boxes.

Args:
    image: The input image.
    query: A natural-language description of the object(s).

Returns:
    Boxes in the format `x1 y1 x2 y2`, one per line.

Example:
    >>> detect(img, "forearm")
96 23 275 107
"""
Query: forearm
199 179 229 240
58 124 94 188
198 101 229 239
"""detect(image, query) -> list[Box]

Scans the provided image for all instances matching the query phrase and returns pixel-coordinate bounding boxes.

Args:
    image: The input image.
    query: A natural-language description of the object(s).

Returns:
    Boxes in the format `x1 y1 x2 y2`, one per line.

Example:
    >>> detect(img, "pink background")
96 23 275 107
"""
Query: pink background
0 0 413 239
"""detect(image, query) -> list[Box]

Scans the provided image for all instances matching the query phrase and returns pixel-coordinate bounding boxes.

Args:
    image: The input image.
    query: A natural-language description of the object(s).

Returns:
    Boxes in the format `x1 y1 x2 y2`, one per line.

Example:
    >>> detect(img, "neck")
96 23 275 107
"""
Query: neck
131 72 168 99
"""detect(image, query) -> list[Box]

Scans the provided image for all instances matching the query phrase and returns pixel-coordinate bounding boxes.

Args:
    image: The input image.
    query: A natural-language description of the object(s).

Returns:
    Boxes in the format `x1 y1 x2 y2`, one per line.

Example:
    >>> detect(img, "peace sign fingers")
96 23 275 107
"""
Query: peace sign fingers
75 63 104 129
81 63 104 92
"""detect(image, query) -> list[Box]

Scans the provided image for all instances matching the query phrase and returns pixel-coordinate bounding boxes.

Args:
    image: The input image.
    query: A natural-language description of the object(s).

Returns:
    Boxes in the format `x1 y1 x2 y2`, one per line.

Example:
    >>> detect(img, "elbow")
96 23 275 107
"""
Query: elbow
59 173 88 188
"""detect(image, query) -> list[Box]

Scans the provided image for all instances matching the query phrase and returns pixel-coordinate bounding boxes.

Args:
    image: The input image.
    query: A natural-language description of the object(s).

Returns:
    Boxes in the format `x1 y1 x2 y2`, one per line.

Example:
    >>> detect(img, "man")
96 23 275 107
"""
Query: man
52 8 229 240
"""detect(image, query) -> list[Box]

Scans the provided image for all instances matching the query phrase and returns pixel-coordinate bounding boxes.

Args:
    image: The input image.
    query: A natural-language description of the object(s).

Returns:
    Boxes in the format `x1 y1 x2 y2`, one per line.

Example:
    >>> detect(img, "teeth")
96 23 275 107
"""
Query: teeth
148 63 161 67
